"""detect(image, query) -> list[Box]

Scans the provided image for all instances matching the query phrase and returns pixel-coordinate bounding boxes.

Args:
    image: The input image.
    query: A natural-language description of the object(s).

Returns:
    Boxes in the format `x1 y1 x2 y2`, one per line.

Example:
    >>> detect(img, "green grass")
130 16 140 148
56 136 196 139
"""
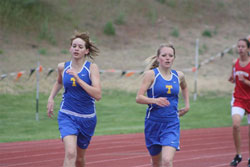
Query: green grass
0 90 247 143
0 92 60 142
0 0 53 29
202 29 213 37
170 27 179 38
114 12 126 25
180 93 239 129
103 21 116 36
95 90 145 135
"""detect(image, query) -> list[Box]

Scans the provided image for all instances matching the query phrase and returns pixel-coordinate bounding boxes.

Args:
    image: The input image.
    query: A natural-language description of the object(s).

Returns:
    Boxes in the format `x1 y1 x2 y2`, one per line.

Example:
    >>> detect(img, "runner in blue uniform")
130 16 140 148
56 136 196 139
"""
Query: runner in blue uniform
136 44 189 167
47 32 101 167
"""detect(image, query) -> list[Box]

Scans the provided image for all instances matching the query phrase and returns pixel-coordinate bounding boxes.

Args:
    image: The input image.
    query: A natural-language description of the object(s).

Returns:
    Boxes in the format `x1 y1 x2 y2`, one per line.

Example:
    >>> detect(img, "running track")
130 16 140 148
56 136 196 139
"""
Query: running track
0 126 249 167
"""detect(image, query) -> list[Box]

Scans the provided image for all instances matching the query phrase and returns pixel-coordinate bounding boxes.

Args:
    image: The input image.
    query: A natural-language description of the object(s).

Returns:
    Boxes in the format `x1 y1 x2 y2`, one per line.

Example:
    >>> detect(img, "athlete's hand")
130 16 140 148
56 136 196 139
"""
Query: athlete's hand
66 69 78 79
228 76 235 83
155 97 170 107
47 99 55 118
178 107 189 117
238 74 245 83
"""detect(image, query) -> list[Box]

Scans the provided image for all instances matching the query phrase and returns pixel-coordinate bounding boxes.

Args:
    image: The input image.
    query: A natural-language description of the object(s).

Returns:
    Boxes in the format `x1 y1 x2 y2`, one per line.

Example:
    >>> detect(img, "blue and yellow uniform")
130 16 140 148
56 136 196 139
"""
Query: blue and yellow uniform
58 60 96 149
145 68 180 156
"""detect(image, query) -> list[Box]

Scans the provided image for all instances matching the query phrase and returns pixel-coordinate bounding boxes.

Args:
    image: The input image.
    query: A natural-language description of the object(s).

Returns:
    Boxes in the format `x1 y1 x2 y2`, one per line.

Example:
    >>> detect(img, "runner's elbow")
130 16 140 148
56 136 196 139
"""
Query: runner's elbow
136 96 143 104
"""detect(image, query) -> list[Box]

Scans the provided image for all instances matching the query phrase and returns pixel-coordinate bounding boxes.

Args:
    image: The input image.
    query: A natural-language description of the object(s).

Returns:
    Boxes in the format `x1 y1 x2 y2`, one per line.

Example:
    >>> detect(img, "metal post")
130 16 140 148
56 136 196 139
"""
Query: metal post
194 39 199 101
36 54 40 121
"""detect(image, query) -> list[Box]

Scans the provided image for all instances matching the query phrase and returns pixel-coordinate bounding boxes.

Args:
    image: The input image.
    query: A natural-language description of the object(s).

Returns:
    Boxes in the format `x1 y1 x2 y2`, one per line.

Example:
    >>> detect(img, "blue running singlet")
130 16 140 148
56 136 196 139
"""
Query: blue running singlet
60 60 96 117
146 68 180 119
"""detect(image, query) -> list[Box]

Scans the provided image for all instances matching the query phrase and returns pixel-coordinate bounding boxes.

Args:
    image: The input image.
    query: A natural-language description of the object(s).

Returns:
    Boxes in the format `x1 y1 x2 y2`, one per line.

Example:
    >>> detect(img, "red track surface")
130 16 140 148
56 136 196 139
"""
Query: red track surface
0 126 249 167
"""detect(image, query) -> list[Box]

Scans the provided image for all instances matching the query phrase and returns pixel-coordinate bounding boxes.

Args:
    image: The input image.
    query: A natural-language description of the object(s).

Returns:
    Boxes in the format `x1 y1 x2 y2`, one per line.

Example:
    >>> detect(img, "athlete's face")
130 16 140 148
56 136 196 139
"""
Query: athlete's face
237 40 248 56
70 38 89 59
157 47 175 68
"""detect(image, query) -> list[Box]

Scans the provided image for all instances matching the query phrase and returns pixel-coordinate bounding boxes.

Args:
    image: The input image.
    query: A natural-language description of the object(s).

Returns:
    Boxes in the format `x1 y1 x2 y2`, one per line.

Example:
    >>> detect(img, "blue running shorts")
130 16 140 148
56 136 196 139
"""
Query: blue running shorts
144 117 180 156
58 111 97 149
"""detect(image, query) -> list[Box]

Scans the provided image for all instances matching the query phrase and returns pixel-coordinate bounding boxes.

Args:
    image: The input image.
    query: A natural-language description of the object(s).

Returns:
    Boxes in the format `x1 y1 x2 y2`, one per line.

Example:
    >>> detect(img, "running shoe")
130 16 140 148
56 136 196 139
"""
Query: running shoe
230 154 242 166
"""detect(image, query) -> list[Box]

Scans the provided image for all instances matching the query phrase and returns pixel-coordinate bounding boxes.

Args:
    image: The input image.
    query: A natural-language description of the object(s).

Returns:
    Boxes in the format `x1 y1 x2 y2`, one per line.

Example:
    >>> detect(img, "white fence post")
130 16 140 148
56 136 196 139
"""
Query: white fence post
194 39 199 101
36 54 40 121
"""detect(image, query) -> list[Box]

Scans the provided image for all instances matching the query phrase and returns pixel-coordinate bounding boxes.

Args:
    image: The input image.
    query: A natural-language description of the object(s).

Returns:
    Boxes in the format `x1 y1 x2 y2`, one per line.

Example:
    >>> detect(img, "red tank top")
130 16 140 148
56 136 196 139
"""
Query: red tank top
233 58 250 100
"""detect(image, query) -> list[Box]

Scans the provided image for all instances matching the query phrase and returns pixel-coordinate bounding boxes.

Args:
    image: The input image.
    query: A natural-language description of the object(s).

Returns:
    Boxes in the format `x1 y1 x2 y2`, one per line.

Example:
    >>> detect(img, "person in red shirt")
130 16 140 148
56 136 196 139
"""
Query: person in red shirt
229 38 250 167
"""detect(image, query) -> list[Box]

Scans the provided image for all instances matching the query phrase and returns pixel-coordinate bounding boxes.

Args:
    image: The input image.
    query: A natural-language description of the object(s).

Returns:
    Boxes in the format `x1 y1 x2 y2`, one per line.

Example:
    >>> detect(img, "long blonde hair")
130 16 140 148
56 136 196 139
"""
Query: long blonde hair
145 44 175 71
70 31 99 59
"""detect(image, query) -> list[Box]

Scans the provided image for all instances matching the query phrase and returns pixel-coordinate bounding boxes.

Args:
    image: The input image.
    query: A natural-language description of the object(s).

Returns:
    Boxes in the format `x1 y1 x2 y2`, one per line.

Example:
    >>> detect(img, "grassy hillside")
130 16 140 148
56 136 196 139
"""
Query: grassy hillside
0 0 249 93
